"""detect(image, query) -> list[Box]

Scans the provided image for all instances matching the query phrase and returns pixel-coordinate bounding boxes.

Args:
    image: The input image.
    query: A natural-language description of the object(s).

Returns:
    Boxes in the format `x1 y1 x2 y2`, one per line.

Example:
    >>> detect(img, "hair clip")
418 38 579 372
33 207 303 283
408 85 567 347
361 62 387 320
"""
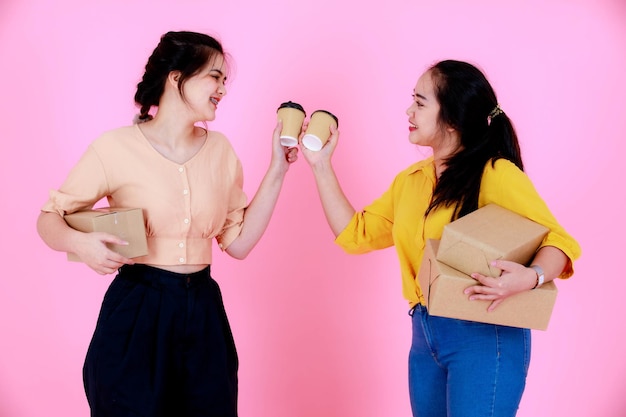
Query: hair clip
487 104 504 125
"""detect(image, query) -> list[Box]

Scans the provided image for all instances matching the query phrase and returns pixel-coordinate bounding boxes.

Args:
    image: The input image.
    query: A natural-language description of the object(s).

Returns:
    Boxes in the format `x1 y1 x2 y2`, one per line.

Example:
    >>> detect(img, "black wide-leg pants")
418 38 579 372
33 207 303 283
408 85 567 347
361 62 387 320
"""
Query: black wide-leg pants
83 264 238 417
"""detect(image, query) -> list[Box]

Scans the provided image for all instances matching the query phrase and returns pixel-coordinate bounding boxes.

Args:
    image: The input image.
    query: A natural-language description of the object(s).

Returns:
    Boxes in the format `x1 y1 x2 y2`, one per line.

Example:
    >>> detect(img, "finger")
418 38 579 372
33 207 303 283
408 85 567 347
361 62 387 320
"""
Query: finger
99 233 129 246
287 148 298 162
329 124 340 141
470 273 500 288
98 266 119 275
465 284 493 297
95 248 132 267
468 292 499 301
463 284 484 296
488 299 504 312
94 263 119 275
108 253 133 266
299 121 309 139
272 121 285 148
491 259 522 274
323 129 339 152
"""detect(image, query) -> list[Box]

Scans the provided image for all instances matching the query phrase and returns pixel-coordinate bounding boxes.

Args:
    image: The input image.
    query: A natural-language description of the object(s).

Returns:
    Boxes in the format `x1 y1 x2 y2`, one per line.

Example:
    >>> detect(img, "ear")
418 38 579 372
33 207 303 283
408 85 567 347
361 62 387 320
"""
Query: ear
167 71 181 87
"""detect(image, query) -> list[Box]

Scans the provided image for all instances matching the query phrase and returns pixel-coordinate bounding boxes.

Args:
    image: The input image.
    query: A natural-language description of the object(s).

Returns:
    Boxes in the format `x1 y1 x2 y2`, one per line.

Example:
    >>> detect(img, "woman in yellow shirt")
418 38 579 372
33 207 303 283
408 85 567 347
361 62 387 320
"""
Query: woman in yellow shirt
37 31 299 417
302 60 580 417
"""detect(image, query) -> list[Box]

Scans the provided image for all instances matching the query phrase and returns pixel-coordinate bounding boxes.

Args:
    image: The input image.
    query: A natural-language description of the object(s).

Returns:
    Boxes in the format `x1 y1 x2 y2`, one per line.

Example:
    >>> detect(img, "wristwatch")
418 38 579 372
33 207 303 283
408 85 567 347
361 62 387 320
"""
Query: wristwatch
530 265 545 289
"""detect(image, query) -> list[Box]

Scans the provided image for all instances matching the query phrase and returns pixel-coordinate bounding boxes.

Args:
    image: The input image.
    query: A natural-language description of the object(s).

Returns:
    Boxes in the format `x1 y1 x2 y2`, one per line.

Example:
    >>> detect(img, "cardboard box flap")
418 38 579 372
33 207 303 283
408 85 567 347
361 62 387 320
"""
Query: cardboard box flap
436 204 549 277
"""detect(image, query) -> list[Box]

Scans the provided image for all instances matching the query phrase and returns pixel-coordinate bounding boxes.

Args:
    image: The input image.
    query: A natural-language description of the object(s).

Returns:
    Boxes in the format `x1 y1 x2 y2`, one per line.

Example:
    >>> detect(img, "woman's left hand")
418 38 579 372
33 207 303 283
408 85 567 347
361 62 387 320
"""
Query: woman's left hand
271 120 298 171
464 260 538 312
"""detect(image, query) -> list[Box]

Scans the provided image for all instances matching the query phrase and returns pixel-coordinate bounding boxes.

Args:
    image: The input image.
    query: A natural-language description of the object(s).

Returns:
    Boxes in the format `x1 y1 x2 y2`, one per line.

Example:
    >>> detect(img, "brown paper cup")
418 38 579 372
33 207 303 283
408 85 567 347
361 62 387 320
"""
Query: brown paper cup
277 101 306 147
302 110 338 151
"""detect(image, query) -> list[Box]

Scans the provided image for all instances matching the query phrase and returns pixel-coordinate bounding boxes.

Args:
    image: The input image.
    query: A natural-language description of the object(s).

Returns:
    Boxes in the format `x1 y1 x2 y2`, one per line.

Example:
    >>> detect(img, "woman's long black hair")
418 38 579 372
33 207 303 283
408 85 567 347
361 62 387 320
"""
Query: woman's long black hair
426 60 524 220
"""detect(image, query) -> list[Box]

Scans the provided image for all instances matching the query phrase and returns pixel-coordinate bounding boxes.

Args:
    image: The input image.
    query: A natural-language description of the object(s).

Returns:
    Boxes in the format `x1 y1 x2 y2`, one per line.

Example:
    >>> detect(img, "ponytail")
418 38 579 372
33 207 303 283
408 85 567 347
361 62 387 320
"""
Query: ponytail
425 60 524 220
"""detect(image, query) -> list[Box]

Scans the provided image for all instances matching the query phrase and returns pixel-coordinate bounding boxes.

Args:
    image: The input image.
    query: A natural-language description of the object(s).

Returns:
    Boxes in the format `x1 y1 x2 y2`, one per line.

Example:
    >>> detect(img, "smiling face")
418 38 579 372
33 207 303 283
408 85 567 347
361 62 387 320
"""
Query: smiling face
179 54 228 122
406 70 442 146
406 70 459 156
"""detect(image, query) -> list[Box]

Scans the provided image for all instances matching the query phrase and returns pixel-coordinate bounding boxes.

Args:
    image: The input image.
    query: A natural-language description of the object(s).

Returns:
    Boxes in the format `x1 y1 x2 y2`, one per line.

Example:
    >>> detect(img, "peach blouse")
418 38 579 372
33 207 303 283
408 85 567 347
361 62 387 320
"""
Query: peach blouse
41 124 247 266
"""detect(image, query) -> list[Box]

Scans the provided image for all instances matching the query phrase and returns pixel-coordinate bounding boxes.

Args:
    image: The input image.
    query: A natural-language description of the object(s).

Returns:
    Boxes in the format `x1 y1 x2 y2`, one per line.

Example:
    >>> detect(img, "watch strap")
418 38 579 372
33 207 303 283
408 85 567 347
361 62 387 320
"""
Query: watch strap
530 265 545 289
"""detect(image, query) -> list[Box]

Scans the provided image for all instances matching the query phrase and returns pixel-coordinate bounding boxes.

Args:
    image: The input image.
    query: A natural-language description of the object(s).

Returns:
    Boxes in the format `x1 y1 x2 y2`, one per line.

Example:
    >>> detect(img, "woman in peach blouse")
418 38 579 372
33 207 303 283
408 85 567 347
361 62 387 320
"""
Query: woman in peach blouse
37 31 298 417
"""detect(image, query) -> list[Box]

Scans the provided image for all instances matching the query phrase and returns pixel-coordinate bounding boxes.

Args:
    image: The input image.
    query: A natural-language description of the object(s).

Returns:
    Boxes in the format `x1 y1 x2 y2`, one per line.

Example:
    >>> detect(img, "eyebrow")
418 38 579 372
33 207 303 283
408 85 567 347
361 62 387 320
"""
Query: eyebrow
414 91 428 100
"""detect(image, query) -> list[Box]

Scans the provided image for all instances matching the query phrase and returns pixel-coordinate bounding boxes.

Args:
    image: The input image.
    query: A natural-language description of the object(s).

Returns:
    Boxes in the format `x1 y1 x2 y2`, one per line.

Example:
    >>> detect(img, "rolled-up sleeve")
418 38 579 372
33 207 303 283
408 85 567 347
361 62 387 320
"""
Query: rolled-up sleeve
41 145 109 216
335 181 396 254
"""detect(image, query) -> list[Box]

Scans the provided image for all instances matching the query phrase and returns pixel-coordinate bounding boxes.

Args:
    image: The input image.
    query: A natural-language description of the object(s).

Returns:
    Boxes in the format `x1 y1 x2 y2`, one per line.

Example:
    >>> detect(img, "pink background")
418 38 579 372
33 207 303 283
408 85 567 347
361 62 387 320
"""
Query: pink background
1 0 625 416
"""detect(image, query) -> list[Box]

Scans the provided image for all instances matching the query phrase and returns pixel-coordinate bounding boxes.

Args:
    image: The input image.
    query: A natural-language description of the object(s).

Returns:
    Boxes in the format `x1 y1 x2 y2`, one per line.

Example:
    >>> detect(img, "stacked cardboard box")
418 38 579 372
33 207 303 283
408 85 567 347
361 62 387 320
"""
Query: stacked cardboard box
417 204 557 330
64 207 148 262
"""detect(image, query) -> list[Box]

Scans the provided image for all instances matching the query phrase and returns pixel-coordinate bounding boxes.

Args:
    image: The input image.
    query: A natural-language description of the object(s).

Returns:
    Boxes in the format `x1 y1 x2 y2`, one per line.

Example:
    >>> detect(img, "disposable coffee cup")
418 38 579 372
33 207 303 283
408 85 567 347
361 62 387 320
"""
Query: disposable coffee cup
302 110 339 151
277 101 306 147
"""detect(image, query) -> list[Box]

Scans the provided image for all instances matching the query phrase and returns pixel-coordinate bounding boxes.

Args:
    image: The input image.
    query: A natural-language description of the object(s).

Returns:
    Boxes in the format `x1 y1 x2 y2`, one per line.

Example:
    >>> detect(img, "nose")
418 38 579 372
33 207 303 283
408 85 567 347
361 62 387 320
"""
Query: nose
218 84 227 96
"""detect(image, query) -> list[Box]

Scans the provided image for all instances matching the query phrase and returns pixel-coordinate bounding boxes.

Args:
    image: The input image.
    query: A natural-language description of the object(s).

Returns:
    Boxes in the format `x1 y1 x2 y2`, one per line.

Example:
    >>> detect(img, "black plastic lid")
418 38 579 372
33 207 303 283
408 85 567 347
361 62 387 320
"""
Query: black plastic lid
312 109 339 127
277 101 305 116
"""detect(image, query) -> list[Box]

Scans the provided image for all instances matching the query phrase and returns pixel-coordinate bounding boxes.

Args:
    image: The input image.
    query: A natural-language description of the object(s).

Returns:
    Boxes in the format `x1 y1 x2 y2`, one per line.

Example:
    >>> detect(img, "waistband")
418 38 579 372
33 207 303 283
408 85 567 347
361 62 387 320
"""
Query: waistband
118 264 211 287
408 303 426 316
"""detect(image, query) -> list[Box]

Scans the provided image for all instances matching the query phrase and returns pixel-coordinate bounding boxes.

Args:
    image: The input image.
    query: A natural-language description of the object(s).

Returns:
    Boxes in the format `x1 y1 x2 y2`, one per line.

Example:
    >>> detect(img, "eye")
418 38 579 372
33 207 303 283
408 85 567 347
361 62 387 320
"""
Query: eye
208 70 226 82
412 94 424 107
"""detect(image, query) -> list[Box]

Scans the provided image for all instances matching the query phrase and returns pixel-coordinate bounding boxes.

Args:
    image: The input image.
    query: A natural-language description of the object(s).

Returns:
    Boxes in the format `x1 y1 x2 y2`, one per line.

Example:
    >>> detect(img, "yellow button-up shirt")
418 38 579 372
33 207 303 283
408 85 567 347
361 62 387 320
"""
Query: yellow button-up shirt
41 125 247 266
335 157 581 307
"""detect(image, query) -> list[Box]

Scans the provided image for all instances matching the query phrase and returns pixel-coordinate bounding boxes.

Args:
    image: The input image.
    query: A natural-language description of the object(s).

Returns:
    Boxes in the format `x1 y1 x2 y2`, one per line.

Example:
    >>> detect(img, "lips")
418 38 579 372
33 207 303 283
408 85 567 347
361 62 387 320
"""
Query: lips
409 122 417 132
210 97 220 106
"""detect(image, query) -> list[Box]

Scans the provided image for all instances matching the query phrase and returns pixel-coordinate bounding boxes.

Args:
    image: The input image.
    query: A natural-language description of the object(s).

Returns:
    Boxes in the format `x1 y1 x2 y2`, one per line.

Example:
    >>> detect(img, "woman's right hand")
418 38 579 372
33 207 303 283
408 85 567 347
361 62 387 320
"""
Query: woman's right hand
297 124 354 236
301 124 340 168
74 231 134 275
37 211 134 275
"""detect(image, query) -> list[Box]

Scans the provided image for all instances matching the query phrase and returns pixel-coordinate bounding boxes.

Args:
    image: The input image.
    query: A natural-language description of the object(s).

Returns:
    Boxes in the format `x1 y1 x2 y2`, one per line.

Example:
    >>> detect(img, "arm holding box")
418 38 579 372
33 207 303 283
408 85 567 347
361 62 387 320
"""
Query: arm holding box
37 142 135 275
37 211 134 275
462 159 581 311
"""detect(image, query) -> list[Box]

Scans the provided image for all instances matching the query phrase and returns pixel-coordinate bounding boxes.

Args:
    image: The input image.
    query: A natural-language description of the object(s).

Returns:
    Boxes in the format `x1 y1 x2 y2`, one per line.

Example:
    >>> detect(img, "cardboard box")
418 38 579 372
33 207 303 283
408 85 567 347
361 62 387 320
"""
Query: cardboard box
64 207 148 262
418 239 557 330
436 204 549 277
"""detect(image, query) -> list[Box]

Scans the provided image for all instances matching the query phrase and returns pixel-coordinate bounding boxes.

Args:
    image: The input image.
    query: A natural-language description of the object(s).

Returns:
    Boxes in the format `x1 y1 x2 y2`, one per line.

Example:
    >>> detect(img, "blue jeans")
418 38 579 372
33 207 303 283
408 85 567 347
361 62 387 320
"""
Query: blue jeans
408 304 530 417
